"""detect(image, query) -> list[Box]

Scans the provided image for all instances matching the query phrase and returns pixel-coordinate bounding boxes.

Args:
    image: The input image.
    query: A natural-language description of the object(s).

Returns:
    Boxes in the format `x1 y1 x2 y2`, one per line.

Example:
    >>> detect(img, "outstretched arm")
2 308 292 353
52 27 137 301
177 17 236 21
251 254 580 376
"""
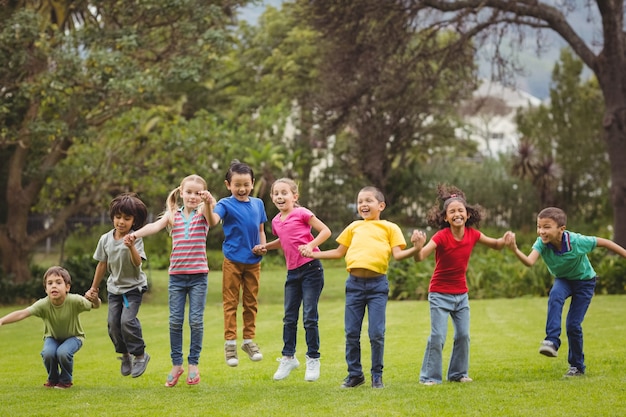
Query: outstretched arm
85 261 107 302
0 308 31 326
504 231 540 267
301 244 348 260
393 229 427 261
596 237 626 258
478 231 507 250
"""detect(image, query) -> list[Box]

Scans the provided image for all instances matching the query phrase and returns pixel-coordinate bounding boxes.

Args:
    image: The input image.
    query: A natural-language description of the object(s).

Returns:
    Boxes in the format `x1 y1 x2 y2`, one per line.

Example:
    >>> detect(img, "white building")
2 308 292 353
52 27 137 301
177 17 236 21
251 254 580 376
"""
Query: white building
458 80 543 157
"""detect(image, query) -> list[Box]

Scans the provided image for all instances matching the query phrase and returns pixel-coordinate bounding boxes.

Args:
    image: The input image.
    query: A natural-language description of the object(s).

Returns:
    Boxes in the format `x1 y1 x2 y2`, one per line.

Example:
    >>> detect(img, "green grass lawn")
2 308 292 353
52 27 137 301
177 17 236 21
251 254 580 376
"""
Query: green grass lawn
1 266 625 416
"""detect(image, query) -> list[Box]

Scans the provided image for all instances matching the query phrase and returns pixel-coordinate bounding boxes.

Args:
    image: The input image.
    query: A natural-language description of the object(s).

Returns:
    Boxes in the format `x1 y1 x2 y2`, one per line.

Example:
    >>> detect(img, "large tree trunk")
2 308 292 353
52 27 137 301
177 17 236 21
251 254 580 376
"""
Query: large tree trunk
0 227 34 284
602 104 626 247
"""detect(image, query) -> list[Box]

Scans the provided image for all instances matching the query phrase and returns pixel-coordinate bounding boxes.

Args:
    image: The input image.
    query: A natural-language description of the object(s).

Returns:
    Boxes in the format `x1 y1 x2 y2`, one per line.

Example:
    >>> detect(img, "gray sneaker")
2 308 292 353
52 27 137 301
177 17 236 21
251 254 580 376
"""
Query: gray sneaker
241 342 263 361
225 343 239 367
131 353 150 378
564 367 584 377
539 340 558 357
119 355 132 376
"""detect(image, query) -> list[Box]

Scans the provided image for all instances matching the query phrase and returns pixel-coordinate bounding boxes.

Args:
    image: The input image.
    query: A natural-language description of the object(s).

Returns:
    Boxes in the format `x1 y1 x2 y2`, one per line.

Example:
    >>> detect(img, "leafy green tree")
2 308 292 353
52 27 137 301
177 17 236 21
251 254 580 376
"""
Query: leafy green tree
514 49 608 224
412 0 626 246
0 1 248 282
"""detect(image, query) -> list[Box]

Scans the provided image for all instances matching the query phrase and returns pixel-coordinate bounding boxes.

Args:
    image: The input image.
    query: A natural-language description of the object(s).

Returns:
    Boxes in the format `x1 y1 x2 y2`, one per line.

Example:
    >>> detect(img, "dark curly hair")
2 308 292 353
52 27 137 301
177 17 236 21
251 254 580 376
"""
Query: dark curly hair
426 184 484 229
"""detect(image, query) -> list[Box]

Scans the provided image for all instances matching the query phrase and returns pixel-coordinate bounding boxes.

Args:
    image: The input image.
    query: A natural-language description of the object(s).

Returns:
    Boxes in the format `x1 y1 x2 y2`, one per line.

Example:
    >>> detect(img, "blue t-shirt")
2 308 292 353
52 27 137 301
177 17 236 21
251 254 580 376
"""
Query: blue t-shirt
214 196 267 264
532 231 597 280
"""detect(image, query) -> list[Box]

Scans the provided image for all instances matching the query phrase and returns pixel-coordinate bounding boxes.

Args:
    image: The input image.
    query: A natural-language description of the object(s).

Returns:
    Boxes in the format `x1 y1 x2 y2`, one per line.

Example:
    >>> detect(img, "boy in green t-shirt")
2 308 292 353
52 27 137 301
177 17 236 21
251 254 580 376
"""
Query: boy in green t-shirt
0 266 101 388
506 207 626 377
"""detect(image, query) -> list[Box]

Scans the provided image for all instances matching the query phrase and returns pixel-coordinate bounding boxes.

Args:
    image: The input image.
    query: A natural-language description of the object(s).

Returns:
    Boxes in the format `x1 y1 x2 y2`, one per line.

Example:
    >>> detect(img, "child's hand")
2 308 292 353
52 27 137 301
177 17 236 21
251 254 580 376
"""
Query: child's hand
503 231 517 249
411 229 427 247
85 288 98 302
124 233 136 245
252 244 267 256
299 245 313 258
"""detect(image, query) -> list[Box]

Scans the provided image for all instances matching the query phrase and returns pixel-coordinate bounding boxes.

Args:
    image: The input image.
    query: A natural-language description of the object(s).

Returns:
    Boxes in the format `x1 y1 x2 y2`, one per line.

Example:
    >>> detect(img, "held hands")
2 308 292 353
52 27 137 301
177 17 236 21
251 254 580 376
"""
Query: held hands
84 287 98 303
503 231 517 250
123 233 136 246
252 244 267 256
411 229 427 249
200 190 216 208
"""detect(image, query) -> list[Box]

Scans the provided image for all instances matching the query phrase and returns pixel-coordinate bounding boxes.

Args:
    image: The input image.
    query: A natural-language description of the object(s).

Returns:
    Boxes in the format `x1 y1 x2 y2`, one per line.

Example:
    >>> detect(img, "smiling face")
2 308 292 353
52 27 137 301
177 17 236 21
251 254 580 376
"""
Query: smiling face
225 173 254 202
271 181 298 214
45 273 70 306
536 216 565 247
444 200 469 228
357 190 385 220
113 212 135 238
181 179 205 210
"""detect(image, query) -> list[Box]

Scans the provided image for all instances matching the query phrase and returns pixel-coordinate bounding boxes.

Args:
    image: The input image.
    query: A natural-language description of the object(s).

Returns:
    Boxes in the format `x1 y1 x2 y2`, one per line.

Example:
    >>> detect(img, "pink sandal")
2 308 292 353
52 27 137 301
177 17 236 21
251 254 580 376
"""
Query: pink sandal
186 371 200 385
164 369 184 387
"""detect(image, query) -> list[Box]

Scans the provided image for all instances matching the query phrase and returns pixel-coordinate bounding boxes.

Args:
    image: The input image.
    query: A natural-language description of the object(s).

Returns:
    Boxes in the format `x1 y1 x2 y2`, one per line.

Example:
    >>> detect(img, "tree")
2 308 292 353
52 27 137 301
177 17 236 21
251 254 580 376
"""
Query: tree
514 49 608 222
0 1 248 282
411 0 626 244
298 0 478 211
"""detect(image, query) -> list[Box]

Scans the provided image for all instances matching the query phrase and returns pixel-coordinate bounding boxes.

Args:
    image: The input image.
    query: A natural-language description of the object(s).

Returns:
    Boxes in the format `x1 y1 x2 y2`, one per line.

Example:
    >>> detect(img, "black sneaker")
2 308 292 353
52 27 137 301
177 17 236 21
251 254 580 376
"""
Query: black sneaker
371 375 384 389
564 367 584 377
341 374 365 388
131 353 150 378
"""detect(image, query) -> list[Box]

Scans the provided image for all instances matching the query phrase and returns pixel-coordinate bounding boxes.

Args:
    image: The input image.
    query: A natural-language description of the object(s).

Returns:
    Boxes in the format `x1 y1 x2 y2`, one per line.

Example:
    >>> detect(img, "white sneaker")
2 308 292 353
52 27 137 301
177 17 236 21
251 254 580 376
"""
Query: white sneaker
304 356 320 382
225 343 239 367
273 356 299 380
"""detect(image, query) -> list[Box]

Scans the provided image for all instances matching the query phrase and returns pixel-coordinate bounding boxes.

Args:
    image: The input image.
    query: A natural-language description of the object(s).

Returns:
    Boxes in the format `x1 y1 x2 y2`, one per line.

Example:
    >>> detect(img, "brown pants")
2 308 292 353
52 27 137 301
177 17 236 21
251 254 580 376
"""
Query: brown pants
222 258 261 341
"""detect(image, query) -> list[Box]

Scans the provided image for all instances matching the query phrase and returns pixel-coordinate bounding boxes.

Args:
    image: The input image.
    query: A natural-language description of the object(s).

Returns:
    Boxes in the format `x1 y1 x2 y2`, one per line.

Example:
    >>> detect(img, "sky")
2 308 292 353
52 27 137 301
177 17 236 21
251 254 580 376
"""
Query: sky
238 1 597 100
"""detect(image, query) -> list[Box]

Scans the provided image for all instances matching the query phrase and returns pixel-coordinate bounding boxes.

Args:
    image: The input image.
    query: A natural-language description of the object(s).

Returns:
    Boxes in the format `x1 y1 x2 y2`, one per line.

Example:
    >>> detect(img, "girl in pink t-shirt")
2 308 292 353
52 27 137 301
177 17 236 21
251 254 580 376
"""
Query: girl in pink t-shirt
254 178 331 382
411 184 509 385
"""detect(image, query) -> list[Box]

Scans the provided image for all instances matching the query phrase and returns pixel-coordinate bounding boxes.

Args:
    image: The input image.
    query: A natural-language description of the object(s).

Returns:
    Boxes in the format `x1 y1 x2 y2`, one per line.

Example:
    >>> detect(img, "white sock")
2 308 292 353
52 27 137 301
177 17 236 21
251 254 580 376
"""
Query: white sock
225 340 236 346
243 339 252 345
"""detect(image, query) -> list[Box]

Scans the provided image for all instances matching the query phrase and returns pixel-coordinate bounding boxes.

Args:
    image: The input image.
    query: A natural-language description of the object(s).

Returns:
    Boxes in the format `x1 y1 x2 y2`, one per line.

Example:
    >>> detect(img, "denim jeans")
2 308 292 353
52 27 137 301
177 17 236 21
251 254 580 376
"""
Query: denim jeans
344 274 388 378
41 336 83 384
169 273 208 366
282 259 324 358
545 277 596 372
107 287 146 356
420 292 470 383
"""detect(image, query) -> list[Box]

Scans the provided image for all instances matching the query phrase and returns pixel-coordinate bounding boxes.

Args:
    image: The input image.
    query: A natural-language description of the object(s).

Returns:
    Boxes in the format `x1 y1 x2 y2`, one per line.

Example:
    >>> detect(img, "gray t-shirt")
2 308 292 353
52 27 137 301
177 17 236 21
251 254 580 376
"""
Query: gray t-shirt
93 229 147 294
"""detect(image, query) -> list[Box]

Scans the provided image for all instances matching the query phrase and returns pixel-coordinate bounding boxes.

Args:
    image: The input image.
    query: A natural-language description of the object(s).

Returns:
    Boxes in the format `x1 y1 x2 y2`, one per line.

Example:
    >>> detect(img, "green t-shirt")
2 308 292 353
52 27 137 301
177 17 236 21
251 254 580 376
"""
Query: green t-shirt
532 231 597 280
27 294 92 342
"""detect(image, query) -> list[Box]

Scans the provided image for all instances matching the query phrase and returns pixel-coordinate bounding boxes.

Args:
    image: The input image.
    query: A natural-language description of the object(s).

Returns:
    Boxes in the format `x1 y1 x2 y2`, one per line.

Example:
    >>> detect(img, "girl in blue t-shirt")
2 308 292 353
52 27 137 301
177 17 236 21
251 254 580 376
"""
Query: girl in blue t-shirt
207 160 267 367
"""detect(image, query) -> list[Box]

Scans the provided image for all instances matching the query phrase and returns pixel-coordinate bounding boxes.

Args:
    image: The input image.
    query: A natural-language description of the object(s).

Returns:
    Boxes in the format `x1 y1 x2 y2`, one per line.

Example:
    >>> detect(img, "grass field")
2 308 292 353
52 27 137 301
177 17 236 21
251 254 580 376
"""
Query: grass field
1 266 625 417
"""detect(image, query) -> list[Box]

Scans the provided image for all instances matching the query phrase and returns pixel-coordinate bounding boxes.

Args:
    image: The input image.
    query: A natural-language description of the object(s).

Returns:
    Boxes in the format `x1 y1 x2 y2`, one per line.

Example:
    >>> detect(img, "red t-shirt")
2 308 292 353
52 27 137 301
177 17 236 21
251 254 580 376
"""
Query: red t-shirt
429 227 481 294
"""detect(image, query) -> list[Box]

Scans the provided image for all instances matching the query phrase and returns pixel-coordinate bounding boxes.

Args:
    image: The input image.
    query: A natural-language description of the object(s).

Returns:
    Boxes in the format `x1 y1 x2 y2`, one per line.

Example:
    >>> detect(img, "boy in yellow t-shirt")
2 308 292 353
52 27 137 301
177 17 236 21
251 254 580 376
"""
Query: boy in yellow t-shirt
301 186 424 389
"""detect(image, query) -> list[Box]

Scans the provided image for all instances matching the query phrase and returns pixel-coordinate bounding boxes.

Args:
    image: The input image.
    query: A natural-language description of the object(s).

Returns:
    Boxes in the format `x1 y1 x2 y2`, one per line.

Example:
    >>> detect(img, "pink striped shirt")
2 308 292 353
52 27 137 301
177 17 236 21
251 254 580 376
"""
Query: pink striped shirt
169 209 209 275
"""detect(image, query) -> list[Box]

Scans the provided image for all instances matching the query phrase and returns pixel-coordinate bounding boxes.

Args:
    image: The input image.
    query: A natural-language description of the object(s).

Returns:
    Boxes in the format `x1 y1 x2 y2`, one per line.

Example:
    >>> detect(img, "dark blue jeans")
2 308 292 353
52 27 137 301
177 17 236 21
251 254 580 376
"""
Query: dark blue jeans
282 259 324 358
107 287 146 356
545 277 596 372
344 274 388 378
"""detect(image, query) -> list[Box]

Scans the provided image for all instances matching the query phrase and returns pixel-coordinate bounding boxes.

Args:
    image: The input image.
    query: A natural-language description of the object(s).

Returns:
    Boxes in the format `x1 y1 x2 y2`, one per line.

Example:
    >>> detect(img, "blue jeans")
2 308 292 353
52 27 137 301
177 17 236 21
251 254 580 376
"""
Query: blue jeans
169 273 208 366
420 292 470 383
545 277 596 372
107 287 146 356
344 275 388 378
41 336 83 384
282 260 324 358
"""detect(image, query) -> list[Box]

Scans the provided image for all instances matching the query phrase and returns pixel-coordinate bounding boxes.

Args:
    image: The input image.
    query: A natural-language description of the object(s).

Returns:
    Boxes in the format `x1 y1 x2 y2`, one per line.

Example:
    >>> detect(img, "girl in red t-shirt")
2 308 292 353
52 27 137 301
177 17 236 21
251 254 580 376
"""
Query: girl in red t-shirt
411 184 509 385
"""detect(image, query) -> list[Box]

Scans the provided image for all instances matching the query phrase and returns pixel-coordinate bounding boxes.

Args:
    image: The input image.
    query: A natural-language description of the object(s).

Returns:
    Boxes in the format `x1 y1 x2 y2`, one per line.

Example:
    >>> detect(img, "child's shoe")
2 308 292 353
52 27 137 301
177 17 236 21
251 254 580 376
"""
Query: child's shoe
54 382 73 389
119 354 132 376
371 375 384 389
241 341 263 361
273 356 300 380
131 353 150 377
225 343 239 367
564 367 584 377
304 356 320 382
539 340 558 357
43 380 57 388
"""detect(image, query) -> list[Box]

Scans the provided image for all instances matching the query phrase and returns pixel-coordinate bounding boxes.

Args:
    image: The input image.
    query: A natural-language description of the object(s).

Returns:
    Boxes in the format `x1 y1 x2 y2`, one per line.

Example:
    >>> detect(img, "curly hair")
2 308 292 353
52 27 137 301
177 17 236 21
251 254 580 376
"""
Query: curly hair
425 184 484 229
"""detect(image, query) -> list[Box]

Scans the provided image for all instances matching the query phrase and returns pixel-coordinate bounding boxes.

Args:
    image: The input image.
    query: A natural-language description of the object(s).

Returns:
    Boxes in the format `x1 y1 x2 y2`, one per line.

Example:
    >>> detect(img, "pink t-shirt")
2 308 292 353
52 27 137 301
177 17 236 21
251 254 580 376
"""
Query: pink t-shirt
271 207 320 270
429 227 481 294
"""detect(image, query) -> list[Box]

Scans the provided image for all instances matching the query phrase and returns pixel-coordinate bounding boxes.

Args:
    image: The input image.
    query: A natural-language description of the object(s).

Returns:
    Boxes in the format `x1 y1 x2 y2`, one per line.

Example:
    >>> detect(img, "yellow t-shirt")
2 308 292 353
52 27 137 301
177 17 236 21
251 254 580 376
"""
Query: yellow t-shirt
336 220 406 275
